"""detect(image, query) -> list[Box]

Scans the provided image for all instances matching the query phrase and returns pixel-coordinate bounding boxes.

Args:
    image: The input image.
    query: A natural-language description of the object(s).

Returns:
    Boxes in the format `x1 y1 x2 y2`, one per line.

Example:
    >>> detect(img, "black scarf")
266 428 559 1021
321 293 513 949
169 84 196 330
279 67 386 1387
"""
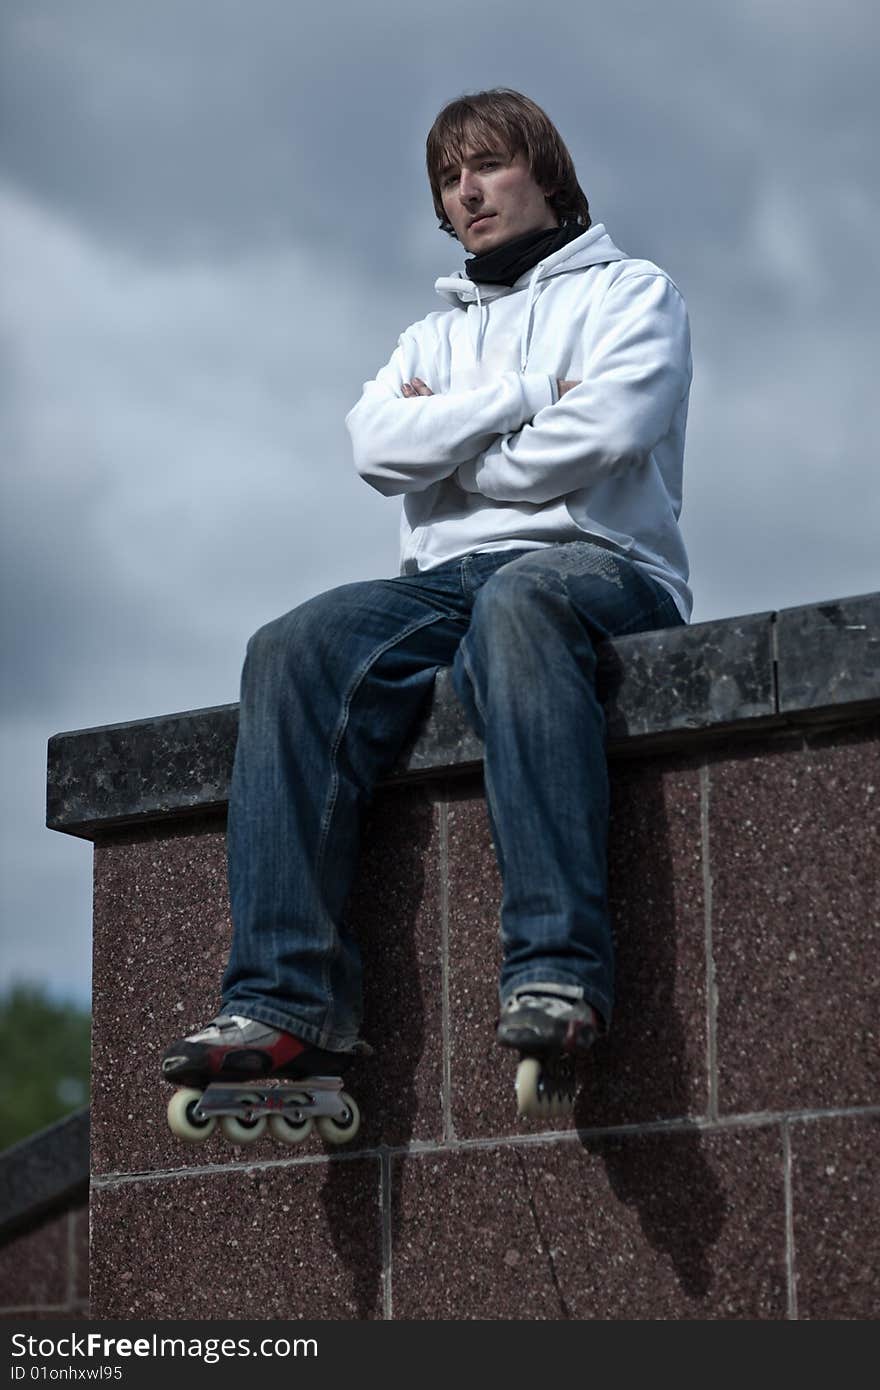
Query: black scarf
464 220 585 287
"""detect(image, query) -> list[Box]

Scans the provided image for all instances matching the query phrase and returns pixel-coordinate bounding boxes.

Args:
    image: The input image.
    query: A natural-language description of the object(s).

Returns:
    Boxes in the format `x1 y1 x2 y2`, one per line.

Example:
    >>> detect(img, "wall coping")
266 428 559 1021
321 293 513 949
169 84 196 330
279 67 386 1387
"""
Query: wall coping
46 591 880 840
0 1108 89 1241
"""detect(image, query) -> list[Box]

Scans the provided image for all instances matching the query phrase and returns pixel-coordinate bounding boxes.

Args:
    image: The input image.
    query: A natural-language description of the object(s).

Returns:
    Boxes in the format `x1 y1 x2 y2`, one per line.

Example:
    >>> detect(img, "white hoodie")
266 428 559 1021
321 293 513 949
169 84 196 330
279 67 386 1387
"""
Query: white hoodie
345 223 693 619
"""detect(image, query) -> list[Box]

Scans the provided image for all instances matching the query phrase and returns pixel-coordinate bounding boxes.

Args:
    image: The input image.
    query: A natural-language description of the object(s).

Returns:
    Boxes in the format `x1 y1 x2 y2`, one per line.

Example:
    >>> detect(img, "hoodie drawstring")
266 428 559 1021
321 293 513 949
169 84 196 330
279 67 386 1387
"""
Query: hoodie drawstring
468 272 538 368
469 281 485 362
519 264 542 372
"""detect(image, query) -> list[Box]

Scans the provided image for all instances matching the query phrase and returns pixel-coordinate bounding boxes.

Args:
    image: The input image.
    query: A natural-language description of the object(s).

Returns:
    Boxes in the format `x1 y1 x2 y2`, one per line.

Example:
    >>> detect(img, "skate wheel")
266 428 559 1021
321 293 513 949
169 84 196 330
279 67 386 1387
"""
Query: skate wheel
514 1057 543 1117
269 1112 314 1144
315 1091 360 1144
514 1058 574 1120
220 1107 268 1144
167 1087 217 1143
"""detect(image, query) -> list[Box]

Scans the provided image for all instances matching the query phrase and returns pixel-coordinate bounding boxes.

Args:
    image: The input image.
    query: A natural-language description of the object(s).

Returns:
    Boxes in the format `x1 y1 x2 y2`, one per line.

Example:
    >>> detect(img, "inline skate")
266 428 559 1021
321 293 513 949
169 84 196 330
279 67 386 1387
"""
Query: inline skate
496 987 598 1119
161 1014 360 1146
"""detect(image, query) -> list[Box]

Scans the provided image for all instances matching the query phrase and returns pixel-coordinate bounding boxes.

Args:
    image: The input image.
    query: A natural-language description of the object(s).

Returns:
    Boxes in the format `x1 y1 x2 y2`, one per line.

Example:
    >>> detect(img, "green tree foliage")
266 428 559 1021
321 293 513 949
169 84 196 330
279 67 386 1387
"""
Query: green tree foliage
0 984 91 1150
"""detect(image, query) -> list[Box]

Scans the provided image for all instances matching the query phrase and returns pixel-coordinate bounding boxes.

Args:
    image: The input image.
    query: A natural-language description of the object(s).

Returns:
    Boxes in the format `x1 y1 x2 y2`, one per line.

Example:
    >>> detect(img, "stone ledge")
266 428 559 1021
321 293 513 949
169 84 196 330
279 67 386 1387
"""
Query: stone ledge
46 592 880 839
0 1109 89 1242
775 592 880 714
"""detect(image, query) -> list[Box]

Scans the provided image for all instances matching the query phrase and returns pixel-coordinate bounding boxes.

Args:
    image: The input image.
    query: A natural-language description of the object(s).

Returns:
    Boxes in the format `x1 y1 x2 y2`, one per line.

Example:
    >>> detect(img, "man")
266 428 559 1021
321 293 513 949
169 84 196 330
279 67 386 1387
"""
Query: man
161 88 692 1129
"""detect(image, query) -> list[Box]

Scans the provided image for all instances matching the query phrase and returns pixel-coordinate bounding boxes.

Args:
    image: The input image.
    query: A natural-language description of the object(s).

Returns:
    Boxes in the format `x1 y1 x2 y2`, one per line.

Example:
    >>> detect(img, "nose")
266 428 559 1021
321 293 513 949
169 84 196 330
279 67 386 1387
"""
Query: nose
457 168 482 204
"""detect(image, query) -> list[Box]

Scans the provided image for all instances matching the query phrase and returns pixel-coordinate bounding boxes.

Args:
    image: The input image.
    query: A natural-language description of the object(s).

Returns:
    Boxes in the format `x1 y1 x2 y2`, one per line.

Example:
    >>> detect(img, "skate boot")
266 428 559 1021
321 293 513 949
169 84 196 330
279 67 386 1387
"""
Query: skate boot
161 1014 361 1147
496 987 598 1120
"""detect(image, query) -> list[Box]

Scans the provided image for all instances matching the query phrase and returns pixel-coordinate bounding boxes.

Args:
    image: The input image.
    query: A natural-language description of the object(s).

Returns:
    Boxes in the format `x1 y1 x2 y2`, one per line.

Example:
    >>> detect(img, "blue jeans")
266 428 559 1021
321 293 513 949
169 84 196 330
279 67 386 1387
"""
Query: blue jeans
221 540 684 1051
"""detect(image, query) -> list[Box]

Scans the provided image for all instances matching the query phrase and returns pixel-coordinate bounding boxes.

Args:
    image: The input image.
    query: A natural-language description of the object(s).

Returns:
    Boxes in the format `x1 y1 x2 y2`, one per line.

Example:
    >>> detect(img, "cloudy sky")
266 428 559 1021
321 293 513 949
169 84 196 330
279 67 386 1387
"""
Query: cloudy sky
2 0 878 1007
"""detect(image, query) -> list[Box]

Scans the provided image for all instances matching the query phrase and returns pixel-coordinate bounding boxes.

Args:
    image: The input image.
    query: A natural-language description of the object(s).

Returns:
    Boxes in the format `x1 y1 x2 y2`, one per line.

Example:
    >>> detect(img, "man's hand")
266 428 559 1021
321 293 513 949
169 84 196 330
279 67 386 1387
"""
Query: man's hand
556 379 580 398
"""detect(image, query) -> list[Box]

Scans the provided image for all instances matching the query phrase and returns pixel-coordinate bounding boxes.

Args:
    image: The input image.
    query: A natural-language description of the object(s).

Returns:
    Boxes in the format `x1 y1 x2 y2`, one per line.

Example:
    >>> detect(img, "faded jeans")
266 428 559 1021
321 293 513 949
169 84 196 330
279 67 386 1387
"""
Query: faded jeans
221 540 684 1051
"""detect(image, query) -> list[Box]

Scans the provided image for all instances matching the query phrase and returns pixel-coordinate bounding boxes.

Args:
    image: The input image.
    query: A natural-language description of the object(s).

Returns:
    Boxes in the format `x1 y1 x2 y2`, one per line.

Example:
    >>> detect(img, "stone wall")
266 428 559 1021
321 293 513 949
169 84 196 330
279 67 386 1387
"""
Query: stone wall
0 1111 89 1320
44 594 880 1319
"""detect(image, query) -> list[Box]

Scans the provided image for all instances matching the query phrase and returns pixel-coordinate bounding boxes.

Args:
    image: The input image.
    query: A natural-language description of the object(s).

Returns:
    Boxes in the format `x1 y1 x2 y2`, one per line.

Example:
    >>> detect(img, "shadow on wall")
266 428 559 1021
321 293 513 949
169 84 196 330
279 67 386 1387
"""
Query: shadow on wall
577 758 728 1299
319 782 435 1318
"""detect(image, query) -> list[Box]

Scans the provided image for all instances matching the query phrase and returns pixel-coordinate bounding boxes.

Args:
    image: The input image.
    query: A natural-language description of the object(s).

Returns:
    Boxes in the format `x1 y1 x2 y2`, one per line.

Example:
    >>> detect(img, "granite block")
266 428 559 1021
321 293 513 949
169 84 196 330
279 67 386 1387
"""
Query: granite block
790 1113 880 1320
344 784 444 1146
91 816 236 1175
708 729 880 1115
0 1211 69 1308
92 788 443 1173
397 665 484 776
600 757 708 1121
47 704 239 837
600 612 775 741
0 1109 89 1239
444 781 504 1140
446 759 707 1140
47 600 823 841
776 593 880 717
90 1160 382 1319
390 1126 787 1319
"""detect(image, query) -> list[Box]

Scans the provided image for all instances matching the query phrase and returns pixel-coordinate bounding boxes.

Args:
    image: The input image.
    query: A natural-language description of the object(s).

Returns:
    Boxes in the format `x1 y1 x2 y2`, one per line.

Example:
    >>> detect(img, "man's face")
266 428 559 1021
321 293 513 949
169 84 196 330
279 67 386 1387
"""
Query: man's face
439 141 558 254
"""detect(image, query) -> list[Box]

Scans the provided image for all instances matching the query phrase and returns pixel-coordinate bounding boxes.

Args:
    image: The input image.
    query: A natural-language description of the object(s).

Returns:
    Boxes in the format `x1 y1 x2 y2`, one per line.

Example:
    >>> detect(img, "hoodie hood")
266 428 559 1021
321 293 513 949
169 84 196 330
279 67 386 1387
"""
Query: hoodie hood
433 222 628 368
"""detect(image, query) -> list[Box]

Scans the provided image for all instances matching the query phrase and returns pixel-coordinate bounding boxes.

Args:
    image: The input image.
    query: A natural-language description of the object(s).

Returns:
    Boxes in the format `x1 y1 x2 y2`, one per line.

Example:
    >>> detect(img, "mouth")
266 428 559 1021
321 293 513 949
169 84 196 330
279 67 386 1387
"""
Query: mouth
468 213 496 230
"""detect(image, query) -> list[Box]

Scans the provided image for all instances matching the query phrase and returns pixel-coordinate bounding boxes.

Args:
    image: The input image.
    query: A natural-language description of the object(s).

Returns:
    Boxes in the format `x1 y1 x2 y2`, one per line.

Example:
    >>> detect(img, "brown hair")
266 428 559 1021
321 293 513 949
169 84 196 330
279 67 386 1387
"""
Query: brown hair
426 88 591 239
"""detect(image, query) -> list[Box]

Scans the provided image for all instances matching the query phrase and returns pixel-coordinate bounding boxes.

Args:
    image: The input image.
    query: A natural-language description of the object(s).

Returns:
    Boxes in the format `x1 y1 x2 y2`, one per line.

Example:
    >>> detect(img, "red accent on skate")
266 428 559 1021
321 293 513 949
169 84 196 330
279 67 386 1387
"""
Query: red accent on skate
562 1019 582 1055
561 1010 599 1056
198 1034 305 1073
265 1031 308 1069
258 1093 287 1111
205 1045 232 1072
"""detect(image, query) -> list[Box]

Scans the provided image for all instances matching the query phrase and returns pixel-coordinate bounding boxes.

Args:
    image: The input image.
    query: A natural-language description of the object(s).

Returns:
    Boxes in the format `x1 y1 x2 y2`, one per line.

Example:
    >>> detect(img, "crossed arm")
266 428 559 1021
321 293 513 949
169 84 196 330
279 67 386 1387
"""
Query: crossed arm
345 341 559 497
401 378 580 399
346 274 690 504
397 376 580 495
